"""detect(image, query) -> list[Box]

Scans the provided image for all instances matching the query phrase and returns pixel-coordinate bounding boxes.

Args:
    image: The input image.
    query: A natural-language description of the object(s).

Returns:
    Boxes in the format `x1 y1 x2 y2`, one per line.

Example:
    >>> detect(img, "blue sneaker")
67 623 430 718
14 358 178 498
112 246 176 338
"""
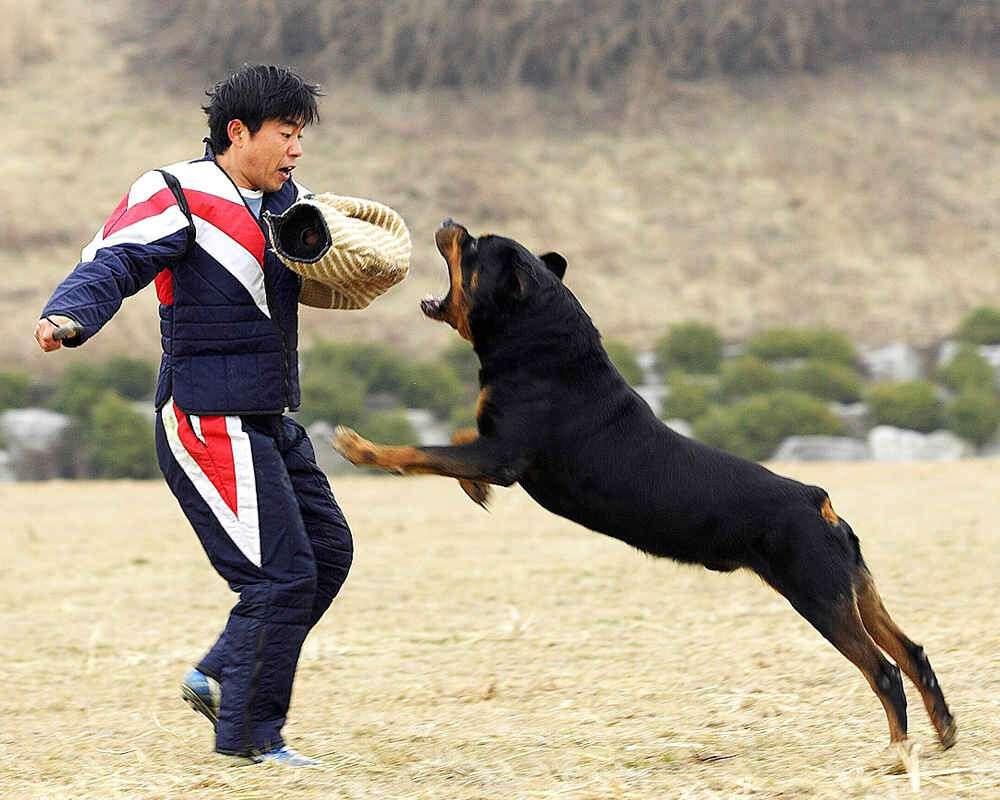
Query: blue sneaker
181 668 220 729
253 746 319 767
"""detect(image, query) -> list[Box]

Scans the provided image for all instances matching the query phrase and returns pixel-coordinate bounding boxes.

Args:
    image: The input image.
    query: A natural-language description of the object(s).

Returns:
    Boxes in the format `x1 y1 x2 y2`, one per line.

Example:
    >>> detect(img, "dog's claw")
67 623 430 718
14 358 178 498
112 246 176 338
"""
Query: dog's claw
459 479 492 509
332 425 375 466
331 425 353 458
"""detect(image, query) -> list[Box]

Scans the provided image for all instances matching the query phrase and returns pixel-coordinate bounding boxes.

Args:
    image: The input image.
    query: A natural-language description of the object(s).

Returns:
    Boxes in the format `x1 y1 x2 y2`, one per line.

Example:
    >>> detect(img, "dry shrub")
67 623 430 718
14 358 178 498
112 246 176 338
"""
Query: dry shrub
125 0 998 90
0 0 57 84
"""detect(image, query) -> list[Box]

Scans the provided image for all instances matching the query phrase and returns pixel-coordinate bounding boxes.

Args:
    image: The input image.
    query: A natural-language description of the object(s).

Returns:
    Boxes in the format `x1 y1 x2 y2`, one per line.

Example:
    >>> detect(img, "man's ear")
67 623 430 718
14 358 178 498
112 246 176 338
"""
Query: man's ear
539 252 567 281
227 119 247 148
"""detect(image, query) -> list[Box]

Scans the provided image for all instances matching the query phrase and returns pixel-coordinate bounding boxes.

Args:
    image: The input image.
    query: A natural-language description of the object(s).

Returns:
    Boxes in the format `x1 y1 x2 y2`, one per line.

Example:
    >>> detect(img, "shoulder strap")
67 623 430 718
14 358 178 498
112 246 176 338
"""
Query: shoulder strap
156 168 195 252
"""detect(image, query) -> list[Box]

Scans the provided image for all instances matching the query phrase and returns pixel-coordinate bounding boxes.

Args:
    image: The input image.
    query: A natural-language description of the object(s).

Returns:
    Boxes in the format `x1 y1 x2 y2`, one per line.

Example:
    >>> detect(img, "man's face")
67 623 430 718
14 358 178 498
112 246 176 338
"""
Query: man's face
227 117 305 193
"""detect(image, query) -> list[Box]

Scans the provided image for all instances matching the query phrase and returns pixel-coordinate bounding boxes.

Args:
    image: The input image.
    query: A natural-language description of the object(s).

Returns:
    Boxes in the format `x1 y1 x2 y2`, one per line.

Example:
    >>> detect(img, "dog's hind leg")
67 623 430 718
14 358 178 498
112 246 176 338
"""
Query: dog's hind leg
758 512 909 747
854 567 956 748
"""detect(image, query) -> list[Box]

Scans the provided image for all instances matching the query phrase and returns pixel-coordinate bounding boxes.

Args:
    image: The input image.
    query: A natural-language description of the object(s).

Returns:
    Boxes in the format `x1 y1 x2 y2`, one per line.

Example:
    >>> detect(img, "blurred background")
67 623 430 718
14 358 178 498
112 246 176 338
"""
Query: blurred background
0 0 997 479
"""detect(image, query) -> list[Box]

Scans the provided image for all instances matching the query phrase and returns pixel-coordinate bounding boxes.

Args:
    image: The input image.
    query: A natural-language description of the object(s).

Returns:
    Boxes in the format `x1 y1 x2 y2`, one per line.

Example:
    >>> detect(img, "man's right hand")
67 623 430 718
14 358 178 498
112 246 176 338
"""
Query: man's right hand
34 315 76 352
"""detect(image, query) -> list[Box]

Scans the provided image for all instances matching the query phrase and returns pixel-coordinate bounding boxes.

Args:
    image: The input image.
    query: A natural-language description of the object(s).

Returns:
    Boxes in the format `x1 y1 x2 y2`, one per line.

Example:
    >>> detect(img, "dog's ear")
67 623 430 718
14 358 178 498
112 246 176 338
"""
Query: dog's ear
538 252 567 281
497 250 537 303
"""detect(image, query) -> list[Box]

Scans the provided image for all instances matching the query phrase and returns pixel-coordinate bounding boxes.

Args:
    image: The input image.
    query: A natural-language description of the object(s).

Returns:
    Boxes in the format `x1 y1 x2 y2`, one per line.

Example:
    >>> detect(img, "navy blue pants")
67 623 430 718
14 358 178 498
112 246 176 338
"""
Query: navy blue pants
155 399 353 755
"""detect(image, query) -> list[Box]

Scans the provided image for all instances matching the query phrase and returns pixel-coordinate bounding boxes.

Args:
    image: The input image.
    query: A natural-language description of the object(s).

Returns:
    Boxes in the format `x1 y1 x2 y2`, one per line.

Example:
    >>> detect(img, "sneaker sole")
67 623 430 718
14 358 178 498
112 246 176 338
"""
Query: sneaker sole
181 683 219 730
215 752 258 767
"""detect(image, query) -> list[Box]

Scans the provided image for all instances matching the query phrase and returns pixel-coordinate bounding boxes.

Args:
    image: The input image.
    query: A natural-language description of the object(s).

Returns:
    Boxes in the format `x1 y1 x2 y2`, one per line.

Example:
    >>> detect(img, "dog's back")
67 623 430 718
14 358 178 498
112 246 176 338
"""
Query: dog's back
495 271 828 567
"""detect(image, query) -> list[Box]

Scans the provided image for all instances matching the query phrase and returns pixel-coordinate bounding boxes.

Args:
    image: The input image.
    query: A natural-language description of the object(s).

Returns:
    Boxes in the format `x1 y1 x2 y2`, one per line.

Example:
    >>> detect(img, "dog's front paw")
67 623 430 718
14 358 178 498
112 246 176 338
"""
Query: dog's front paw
459 479 492 509
332 426 377 466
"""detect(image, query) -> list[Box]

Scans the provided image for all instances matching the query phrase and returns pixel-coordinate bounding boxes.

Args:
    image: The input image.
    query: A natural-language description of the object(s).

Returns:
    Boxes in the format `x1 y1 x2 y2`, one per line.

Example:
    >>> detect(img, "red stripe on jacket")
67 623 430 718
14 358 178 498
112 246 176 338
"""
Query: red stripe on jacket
155 270 173 305
173 405 239 515
101 194 130 238
104 188 178 238
184 190 266 266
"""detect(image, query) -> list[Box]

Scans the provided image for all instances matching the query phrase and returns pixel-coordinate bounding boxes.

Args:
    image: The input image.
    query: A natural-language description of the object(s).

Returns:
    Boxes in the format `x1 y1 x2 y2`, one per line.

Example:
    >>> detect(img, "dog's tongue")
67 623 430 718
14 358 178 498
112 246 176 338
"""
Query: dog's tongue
421 296 443 317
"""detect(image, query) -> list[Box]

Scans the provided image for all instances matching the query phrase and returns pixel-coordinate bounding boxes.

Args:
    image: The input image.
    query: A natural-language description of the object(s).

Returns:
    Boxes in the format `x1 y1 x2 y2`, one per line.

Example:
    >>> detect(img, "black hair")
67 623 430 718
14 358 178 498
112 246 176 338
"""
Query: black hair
203 64 322 153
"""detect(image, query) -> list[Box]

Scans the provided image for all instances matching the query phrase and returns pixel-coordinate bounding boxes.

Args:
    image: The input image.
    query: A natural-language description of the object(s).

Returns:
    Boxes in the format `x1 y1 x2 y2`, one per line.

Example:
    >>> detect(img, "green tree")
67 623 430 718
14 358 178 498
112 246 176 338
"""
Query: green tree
297 369 367 427
603 339 644 386
935 345 996 394
441 340 480 388
717 356 781 402
746 327 856 365
944 391 1000 446
47 363 109 419
662 371 713 421
867 381 942 432
0 370 30 410
955 306 1000 345
783 360 863 403
656 322 723 374
304 341 411 395
83 391 158 478
401 361 468 417
693 390 843 461
101 356 156 400
359 410 418 444
448 402 477 432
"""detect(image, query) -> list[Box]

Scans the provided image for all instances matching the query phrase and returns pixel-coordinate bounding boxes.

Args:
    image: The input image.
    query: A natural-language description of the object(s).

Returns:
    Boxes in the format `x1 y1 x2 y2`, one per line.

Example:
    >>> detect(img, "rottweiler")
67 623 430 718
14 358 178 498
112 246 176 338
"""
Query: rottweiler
333 220 956 757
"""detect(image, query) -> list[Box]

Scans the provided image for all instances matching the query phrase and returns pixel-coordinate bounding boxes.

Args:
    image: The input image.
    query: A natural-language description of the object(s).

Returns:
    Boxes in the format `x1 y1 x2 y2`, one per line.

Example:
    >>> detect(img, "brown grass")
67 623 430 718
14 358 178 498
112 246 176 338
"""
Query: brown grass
1 1 998 378
126 0 1000 90
1 461 998 798
0 0 56 84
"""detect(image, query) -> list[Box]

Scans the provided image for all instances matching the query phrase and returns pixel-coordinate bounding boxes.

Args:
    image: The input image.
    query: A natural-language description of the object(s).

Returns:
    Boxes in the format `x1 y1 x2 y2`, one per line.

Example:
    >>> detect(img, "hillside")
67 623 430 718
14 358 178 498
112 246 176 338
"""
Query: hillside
1 1 997 378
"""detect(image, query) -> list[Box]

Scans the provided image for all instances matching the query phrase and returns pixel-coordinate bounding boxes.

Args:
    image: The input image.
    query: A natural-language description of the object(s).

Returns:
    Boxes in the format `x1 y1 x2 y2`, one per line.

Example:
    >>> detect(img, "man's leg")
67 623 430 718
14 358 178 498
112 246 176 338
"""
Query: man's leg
156 403 318 756
280 417 354 628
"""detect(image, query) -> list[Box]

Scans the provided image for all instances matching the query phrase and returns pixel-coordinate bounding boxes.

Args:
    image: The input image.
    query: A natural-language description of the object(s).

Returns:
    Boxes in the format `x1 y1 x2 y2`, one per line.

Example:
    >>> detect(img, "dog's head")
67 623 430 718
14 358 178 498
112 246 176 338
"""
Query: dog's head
421 219 568 343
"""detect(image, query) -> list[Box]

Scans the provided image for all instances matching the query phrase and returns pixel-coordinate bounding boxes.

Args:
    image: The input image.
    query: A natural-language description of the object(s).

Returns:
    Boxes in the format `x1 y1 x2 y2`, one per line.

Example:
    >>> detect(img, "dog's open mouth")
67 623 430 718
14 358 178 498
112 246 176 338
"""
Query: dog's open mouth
420 219 467 321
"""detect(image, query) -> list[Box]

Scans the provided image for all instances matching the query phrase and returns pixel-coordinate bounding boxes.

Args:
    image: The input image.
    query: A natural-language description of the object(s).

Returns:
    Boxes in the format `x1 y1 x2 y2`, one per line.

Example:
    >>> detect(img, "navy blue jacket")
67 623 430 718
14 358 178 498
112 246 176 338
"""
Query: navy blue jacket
42 146 306 415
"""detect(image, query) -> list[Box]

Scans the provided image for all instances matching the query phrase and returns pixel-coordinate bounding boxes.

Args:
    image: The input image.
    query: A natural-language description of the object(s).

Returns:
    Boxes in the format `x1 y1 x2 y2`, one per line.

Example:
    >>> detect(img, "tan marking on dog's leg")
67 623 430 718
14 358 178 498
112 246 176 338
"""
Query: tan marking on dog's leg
336 433 432 473
451 428 478 446
826 597 910 745
475 387 489 420
855 570 956 748
332 426 504 484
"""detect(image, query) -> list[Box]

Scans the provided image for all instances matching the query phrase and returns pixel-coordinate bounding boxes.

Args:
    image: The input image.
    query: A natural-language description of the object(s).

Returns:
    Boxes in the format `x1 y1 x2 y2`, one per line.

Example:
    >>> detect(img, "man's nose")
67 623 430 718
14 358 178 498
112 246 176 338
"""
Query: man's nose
288 137 303 158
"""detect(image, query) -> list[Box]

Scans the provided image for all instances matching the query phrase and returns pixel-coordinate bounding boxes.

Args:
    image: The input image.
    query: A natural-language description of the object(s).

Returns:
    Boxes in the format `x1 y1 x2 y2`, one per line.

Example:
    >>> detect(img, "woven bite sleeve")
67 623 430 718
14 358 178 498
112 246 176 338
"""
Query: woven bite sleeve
270 193 411 310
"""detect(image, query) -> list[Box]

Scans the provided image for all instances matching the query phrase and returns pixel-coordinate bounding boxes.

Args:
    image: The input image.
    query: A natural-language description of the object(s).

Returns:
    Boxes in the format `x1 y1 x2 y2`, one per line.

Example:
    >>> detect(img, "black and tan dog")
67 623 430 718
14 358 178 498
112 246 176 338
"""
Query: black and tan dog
333 220 956 757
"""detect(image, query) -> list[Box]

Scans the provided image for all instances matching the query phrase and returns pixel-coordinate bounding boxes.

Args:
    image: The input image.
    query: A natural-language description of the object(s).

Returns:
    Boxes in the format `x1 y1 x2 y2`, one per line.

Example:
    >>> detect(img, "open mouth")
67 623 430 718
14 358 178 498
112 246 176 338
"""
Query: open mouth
278 166 295 177
420 219 467 320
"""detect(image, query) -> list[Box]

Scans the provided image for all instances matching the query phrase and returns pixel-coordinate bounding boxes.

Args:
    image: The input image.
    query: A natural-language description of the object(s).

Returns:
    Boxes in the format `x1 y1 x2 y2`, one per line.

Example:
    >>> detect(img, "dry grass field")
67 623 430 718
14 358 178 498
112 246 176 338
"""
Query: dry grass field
1 462 998 799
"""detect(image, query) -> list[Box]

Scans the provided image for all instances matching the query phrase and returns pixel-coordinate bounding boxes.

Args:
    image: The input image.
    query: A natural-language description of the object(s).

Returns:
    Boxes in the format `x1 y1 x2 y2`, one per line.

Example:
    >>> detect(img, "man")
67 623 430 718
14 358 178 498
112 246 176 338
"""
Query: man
34 64 354 767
